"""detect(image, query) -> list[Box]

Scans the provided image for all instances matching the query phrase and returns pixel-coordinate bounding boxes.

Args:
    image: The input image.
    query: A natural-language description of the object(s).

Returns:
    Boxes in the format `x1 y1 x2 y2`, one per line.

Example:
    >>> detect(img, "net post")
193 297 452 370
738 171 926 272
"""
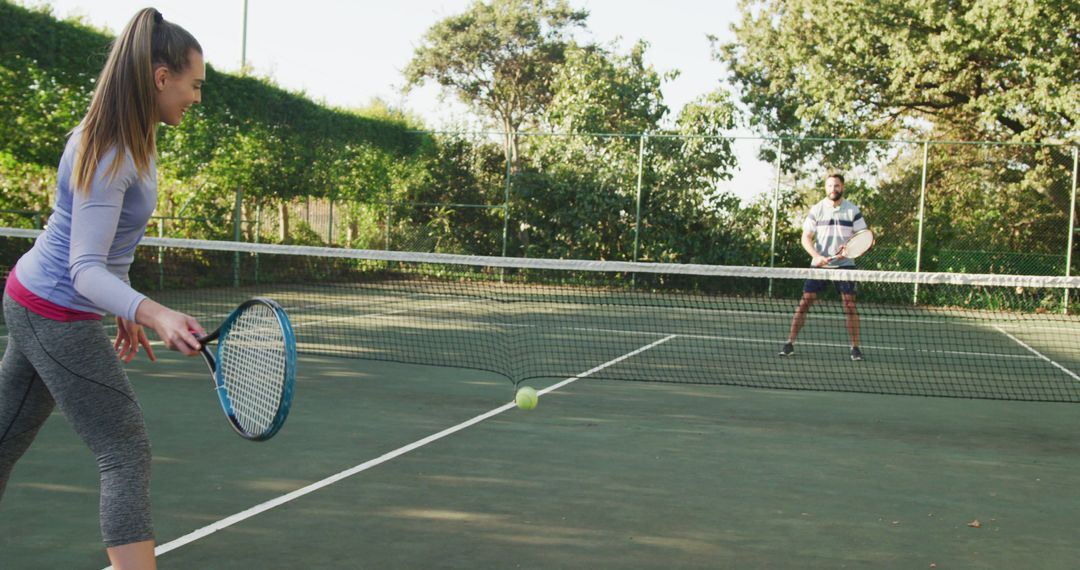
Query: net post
767 138 784 298
913 140 930 304
1065 146 1079 314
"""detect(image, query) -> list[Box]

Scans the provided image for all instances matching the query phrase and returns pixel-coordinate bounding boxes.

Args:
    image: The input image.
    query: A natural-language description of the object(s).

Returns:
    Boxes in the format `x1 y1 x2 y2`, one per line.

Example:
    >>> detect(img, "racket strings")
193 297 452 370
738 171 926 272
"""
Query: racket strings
845 231 874 257
218 304 288 435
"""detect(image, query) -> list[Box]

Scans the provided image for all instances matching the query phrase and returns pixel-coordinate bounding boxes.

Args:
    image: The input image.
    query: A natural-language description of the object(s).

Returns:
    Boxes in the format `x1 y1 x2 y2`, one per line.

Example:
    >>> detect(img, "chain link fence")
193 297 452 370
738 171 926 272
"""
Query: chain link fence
3 134 1077 288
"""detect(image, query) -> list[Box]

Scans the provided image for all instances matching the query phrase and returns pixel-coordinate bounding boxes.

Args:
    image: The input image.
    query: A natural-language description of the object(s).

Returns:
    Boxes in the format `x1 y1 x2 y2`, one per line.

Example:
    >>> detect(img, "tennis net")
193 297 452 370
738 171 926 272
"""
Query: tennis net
2 228 1079 402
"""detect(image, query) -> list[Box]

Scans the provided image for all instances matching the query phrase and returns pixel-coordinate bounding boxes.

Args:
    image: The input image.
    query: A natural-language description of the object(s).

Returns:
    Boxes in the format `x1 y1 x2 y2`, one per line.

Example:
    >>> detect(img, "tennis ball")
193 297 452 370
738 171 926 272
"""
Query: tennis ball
515 386 538 410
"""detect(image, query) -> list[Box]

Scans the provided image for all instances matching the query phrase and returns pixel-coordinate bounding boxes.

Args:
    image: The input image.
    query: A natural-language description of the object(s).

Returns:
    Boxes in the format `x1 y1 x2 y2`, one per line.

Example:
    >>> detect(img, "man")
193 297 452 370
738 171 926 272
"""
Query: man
779 173 867 361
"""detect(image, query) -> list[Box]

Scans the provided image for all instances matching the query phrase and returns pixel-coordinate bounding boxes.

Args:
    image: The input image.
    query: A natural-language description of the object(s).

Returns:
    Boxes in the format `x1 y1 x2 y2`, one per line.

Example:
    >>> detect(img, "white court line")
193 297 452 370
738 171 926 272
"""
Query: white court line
992 325 1080 383
549 325 1045 360
94 297 476 344
87 305 1044 363
101 334 677 568
292 299 480 330
296 310 1045 362
278 290 436 314
987 322 1080 334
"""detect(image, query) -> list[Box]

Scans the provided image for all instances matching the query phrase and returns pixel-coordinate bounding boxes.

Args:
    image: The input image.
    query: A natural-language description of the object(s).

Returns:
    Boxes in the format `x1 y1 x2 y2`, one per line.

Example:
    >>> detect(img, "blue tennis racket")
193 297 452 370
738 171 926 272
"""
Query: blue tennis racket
198 297 296 441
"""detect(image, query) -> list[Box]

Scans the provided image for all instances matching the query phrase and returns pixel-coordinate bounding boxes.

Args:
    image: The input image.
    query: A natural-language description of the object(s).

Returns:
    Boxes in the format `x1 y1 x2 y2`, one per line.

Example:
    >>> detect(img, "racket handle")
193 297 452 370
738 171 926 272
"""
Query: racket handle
195 329 221 347
824 247 849 264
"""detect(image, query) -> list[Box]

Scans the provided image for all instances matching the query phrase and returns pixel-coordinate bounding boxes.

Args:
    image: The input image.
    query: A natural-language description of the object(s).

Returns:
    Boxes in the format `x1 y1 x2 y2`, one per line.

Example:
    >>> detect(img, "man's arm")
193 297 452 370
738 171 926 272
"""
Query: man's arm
802 231 827 267
853 207 868 233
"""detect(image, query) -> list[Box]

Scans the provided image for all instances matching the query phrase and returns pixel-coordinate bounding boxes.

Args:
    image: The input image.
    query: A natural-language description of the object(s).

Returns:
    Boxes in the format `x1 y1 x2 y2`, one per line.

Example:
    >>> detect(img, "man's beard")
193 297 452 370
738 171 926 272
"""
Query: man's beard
829 191 843 201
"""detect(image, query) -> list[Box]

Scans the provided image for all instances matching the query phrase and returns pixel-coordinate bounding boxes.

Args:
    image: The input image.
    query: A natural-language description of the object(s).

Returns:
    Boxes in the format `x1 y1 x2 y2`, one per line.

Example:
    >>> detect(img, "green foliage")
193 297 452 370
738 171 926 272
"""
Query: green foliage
9 0 1066 297
0 150 52 227
715 0 1079 204
513 42 749 264
715 0 1079 268
516 40 656 259
404 0 587 119
0 57 89 165
544 41 668 133
0 0 422 242
718 0 1079 145
405 0 588 166
0 0 777 267
286 220 328 246
389 134 507 254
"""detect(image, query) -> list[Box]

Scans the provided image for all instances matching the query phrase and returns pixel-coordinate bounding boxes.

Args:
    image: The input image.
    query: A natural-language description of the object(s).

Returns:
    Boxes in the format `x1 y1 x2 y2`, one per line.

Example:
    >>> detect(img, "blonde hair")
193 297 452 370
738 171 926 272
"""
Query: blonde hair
73 8 201 193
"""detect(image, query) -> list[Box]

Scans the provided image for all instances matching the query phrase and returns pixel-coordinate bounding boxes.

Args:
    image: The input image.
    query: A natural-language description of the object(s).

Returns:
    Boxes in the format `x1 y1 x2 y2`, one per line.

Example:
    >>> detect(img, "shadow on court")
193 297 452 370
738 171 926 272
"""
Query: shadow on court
2 346 1079 569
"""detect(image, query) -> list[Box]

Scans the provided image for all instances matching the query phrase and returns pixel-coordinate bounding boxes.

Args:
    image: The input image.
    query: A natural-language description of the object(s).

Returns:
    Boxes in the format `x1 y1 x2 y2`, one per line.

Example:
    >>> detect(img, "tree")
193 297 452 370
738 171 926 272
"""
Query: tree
516 42 744 263
395 134 506 254
0 56 90 167
715 0 1080 265
718 0 1078 145
403 0 587 171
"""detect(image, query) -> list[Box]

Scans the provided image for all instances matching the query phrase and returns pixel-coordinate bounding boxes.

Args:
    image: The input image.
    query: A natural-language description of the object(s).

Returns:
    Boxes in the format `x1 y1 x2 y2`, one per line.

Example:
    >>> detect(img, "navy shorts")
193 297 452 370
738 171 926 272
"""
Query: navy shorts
804 266 856 295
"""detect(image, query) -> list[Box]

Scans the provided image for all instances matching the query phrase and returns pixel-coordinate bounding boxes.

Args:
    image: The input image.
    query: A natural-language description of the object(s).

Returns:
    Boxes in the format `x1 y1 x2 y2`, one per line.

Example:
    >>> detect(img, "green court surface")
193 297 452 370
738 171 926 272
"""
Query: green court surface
2 342 1080 569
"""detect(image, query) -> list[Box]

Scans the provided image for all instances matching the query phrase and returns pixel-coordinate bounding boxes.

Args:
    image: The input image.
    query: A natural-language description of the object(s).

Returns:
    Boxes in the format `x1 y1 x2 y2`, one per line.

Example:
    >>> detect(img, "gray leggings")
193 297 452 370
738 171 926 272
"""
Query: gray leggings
0 293 153 547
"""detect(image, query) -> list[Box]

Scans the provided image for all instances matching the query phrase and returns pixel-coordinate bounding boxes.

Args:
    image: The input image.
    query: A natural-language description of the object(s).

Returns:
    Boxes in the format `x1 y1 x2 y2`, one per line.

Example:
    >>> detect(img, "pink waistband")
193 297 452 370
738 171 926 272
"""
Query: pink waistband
5 268 102 322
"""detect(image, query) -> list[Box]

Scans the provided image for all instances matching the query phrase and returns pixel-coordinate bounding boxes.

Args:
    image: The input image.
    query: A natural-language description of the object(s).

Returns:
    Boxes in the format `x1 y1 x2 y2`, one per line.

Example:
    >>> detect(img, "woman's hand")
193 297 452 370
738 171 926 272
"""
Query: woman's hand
114 316 156 363
135 299 205 356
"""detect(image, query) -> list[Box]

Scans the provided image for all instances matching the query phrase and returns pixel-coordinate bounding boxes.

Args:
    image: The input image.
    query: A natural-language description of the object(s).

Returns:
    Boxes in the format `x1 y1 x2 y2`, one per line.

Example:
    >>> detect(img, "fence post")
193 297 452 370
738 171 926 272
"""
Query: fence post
385 200 392 250
328 199 334 245
768 138 784 297
233 186 242 287
157 218 164 290
913 141 930 304
502 149 512 258
254 199 261 284
1065 146 1079 313
633 132 647 263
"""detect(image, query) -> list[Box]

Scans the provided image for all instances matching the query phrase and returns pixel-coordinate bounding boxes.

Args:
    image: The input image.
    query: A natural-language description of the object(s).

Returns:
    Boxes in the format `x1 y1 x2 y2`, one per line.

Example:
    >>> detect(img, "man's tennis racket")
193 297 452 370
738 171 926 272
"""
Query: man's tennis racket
826 229 874 264
198 297 296 441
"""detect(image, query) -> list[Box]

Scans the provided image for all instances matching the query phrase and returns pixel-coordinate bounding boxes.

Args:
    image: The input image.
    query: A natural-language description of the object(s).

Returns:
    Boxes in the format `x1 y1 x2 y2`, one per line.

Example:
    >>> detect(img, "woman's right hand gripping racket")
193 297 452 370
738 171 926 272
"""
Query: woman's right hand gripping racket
198 298 296 441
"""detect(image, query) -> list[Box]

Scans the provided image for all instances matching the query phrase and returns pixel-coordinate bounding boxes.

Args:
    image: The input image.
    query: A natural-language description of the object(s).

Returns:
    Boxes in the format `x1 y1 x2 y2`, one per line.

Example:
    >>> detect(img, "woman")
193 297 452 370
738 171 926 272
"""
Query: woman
0 8 206 569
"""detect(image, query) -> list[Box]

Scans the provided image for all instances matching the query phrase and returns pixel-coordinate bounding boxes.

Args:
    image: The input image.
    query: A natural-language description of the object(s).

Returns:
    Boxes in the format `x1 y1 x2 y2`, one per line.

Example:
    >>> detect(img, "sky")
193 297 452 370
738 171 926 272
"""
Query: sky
33 0 776 201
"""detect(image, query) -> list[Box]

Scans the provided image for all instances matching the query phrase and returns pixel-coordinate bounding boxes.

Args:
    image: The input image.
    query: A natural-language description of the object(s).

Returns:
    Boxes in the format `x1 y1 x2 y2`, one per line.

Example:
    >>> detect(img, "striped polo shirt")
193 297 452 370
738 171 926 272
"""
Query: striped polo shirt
802 198 867 268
